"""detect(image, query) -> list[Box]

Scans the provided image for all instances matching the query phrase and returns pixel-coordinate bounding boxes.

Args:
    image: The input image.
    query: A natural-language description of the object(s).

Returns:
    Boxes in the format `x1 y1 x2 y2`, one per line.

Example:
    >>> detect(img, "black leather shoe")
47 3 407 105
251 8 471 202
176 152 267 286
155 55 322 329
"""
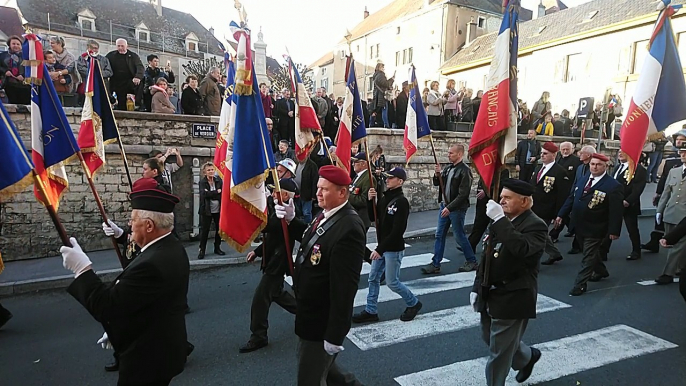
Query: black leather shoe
589 272 609 282
569 284 587 296
516 347 541 383
104 358 119 372
197 250 205 260
352 310 380 323
214 248 226 256
655 275 674 285
239 340 268 353
626 252 641 261
551 238 559 244
541 256 563 265
567 248 581 255
641 243 659 253
400 301 423 322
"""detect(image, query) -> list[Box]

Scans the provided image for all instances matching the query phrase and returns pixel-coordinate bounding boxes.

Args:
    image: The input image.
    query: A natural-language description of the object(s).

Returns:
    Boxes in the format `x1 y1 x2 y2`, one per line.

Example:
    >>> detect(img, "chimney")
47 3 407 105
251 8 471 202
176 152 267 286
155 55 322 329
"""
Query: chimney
537 1 546 18
465 17 477 46
209 26 215 36
150 0 162 17
363 6 369 19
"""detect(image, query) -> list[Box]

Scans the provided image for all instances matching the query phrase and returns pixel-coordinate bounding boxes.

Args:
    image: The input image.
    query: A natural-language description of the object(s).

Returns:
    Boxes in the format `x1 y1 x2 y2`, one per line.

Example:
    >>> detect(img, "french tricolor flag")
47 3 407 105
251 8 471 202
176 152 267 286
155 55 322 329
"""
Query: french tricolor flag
335 60 367 173
287 57 321 162
468 0 519 191
620 0 686 181
403 65 432 164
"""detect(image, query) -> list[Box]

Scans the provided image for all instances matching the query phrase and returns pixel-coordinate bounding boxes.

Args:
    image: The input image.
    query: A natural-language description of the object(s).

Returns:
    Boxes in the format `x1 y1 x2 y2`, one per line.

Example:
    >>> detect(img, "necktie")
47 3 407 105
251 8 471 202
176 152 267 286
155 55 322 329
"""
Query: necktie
310 212 324 235
537 167 544 182
583 177 594 194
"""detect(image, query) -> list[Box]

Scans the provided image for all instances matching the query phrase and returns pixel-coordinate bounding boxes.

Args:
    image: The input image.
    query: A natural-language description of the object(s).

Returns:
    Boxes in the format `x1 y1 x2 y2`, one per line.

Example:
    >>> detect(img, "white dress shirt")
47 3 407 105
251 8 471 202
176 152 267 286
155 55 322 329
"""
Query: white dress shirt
320 200 349 226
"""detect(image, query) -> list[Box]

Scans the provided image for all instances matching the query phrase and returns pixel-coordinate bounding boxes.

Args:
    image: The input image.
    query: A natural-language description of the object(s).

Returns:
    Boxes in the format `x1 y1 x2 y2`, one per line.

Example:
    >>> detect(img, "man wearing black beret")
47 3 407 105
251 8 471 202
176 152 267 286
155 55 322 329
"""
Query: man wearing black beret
470 179 548 386
61 178 190 386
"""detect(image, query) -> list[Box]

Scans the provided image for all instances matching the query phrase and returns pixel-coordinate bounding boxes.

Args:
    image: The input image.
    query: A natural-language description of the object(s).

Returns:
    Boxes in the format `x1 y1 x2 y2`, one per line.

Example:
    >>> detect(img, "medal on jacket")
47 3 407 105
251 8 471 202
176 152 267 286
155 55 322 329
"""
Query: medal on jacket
543 176 555 193
311 244 322 265
387 204 397 215
588 190 606 209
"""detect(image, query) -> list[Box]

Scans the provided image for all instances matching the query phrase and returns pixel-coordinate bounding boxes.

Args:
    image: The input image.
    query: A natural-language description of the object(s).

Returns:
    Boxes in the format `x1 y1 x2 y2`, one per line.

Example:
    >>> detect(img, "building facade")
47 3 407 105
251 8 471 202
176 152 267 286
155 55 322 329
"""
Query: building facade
309 52 334 94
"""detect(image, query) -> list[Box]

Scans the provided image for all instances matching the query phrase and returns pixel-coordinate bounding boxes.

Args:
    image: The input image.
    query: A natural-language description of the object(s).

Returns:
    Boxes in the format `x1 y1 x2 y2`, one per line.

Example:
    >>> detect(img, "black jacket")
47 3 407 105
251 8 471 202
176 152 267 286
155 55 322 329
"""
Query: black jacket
297 158 320 202
472 210 547 320
181 87 203 115
557 154 581 181
368 187 409 254
289 203 364 345
198 177 223 217
68 235 189 385
515 139 541 168
529 162 571 221
434 161 472 212
558 174 624 238
275 98 295 129
143 67 175 95
105 50 145 83
612 163 647 215
254 196 297 276
395 92 409 130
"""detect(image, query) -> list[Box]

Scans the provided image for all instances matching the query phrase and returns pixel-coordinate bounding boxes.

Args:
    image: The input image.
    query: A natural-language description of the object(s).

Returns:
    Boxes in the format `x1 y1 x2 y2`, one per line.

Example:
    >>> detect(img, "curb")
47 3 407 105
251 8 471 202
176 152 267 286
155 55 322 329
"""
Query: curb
0 258 242 297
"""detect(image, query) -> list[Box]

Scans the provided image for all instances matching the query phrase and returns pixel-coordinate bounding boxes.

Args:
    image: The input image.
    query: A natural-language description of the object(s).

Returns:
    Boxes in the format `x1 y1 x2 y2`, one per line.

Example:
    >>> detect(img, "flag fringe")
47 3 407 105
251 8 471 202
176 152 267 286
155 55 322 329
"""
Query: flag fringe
219 222 264 253
296 136 318 160
36 163 70 210
0 172 33 202
467 129 507 157
24 77 42 86
0 252 4 274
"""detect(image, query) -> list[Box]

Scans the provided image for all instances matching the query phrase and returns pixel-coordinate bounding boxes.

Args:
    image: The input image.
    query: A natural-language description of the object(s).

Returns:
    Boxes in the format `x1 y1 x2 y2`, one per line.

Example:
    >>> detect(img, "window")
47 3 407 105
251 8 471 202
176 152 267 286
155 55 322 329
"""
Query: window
565 53 584 82
396 51 401 66
321 78 329 90
678 33 686 67
321 67 327 76
582 10 599 23
188 42 197 52
81 20 92 31
407 47 413 64
356 44 359 52
370 45 374 59
403 49 407 64
375 43 380 58
397 26 401 35
138 31 148 42
632 39 649 74
477 17 485 28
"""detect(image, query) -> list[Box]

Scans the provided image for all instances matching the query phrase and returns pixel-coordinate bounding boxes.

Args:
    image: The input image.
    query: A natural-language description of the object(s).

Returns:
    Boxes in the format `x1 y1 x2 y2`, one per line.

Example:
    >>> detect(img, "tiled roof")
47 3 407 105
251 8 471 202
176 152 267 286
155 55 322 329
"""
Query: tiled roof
17 0 223 57
0 6 25 38
440 0 686 73
309 52 334 68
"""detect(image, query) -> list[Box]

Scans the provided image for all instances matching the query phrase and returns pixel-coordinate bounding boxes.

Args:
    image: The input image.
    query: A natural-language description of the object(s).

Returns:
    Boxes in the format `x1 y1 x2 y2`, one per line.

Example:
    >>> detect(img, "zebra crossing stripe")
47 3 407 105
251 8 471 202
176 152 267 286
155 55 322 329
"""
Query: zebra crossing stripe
348 295 570 351
637 278 680 286
394 324 678 386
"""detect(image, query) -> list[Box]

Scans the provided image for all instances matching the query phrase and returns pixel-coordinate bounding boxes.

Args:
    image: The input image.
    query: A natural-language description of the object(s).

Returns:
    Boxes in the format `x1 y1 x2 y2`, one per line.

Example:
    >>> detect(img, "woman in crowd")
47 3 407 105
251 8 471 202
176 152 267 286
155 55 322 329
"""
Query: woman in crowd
0 35 30 104
461 88 474 123
181 75 203 115
421 87 430 112
372 62 394 127
150 78 176 114
198 162 225 260
531 91 552 128
517 99 531 133
427 81 446 131
443 80 462 128
49 36 77 93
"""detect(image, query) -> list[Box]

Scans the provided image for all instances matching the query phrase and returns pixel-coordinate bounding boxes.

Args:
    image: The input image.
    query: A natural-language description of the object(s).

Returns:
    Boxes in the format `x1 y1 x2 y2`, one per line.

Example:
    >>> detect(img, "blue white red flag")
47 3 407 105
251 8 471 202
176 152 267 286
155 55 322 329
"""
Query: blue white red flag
0 99 34 201
335 61 367 173
23 35 79 210
403 65 432 164
77 56 119 176
215 56 236 179
620 0 686 181
287 56 321 162
468 0 519 191
219 56 275 252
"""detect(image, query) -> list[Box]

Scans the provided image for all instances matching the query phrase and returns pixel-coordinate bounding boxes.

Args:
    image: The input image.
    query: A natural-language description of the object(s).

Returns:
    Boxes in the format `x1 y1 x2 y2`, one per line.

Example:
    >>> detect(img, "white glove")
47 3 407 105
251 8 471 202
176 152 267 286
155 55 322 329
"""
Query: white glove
324 340 344 356
656 213 662 225
102 220 124 238
274 198 295 222
60 237 93 278
97 332 112 350
470 292 478 312
485 200 505 222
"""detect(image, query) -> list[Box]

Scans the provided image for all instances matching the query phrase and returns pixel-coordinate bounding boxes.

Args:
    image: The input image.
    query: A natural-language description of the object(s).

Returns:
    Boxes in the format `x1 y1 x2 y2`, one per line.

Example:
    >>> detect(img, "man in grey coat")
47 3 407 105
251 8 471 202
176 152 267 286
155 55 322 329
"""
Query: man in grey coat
471 179 548 386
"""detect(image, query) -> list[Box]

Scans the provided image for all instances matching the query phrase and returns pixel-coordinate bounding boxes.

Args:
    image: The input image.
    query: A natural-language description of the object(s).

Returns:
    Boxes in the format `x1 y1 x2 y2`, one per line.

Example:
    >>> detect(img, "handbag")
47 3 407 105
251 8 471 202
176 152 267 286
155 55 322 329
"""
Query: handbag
642 142 656 153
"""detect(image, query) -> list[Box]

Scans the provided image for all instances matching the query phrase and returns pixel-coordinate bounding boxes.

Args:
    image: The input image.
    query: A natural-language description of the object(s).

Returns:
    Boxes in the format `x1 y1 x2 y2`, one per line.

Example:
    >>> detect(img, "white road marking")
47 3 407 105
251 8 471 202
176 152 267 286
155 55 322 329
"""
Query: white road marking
348 295 570 351
637 278 680 286
394 324 678 386
366 242 411 250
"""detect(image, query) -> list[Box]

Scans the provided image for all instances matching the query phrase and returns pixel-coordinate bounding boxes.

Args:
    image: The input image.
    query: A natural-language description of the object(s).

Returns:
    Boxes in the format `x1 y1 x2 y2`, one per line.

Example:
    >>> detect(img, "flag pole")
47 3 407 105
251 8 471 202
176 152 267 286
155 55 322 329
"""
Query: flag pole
75 152 127 268
428 135 450 204
363 141 379 228
270 168 295 276
481 141 505 291
31 171 71 246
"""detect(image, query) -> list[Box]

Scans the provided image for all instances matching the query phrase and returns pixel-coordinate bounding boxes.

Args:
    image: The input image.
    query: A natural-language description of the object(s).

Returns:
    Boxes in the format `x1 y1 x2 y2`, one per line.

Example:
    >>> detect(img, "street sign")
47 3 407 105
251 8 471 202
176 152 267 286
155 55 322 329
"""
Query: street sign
192 123 216 139
577 97 594 118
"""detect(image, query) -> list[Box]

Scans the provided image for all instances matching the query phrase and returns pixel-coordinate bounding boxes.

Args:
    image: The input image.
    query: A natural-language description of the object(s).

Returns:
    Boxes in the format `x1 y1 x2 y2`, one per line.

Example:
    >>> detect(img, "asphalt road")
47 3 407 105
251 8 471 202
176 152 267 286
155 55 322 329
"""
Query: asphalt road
0 217 684 386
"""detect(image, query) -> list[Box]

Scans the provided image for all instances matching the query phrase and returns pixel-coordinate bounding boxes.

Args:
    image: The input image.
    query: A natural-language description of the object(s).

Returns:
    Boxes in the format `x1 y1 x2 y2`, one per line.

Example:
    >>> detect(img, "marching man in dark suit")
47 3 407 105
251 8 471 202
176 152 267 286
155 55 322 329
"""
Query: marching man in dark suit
349 152 376 231
549 141 581 242
470 179 548 386
529 142 570 266
61 178 190 386
556 153 623 296
607 151 647 260
275 165 365 385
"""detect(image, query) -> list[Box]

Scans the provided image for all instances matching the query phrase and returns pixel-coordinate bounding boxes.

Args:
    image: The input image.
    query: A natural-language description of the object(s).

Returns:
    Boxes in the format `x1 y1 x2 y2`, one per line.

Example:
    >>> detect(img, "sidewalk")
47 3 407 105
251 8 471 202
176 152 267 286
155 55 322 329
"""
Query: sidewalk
0 182 657 295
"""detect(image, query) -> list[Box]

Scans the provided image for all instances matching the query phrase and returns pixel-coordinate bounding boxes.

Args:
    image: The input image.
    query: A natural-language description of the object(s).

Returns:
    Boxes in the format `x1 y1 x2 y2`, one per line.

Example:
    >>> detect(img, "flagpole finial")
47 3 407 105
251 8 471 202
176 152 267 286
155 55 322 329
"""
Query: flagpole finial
235 0 248 26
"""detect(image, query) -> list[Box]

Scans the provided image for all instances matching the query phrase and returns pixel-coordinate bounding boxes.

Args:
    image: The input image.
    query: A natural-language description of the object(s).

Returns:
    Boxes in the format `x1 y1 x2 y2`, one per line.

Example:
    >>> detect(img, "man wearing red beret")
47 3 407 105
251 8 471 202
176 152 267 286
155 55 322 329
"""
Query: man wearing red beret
529 142 571 266
556 153 624 296
275 165 365 385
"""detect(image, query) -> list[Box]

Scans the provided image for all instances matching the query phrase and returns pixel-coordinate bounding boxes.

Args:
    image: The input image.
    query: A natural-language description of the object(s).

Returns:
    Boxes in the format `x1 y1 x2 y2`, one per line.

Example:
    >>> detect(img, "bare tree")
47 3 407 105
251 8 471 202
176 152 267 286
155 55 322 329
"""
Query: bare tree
182 57 226 80
267 62 314 93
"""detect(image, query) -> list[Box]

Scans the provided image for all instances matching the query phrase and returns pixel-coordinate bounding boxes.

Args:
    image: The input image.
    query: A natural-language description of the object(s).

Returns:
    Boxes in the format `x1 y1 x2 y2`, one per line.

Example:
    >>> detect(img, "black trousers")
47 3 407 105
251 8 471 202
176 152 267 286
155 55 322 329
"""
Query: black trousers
249 273 297 343
4 83 30 105
297 339 362 386
469 198 489 252
199 213 221 252
574 236 608 287
428 115 445 131
519 164 535 182
600 210 641 257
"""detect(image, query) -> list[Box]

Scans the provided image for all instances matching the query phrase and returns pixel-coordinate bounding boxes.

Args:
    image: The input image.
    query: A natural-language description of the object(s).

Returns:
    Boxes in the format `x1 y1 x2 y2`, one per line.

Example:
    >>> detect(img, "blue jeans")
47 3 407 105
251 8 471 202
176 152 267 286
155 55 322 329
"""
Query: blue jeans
382 106 389 128
646 151 663 182
302 200 313 223
366 251 418 314
433 203 476 266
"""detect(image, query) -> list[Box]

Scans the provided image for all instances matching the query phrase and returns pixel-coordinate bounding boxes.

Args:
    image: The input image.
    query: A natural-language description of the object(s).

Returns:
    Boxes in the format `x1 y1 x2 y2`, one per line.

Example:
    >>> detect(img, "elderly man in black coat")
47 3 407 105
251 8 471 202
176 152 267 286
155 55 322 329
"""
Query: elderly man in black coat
61 178 189 386
471 179 548 386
